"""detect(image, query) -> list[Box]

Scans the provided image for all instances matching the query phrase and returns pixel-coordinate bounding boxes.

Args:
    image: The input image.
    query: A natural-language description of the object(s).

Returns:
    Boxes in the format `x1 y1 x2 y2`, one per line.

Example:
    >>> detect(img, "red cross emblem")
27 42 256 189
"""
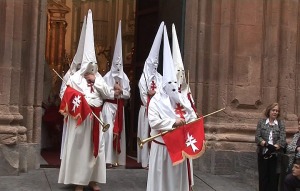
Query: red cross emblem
175 103 186 119
150 81 157 91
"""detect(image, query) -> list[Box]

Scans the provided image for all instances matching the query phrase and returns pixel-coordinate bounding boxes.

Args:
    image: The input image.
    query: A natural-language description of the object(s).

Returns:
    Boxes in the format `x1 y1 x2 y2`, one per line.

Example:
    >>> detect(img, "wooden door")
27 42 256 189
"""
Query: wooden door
126 0 186 156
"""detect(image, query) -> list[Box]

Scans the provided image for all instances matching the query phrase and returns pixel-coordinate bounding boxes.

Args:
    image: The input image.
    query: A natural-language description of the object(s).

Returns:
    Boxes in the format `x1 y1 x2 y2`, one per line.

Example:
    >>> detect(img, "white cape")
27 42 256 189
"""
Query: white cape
58 72 114 185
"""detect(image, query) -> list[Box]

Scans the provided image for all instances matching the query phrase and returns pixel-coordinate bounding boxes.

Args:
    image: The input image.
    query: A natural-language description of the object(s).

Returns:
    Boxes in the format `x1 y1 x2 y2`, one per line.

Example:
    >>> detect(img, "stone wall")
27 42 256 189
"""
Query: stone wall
185 0 300 188
0 0 47 175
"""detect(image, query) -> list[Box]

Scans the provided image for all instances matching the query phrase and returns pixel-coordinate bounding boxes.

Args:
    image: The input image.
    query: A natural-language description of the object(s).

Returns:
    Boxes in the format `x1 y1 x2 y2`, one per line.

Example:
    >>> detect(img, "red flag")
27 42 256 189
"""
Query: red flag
162 117 206 165
59 86 92 126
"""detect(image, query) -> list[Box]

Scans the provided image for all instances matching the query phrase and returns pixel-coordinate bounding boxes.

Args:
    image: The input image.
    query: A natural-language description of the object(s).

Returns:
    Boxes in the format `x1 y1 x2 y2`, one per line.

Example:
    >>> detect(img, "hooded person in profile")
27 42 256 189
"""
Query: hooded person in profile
58 10 121 191
147 25 197 191
59 14 87 160
172 24 197 114
137 22 164 169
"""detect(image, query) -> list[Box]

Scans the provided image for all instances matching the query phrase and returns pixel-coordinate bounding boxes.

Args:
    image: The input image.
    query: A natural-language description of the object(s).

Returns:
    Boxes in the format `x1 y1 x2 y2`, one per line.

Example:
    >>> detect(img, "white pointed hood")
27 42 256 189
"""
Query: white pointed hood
110 20 123 80
79 9 98 75
69 15 87 75
151 26 195 121
172 24 186 84
162 26 177 88
143 21 164 87
103 20 130 91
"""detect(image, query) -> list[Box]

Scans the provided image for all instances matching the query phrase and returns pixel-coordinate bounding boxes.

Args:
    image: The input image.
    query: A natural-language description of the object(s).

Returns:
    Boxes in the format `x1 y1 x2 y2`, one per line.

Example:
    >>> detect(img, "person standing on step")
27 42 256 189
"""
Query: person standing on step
137 22 164 169
172 23 197 115
102 20 131 168
171 23 199 188
147 25 198 191
59 14 87 160
58 10 122 191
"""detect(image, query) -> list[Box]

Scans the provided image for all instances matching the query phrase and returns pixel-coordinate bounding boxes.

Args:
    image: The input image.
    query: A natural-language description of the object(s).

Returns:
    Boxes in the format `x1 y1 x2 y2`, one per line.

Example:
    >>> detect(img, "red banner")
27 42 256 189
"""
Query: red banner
162 117 206 165
59 86 92 126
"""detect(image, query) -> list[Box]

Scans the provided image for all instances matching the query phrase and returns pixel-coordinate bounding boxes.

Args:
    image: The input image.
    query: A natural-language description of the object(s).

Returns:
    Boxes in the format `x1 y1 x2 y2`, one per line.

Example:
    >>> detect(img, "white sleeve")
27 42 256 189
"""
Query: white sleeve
93 75 115 100
59 71 71 99
59 83 67 99
120 76 130 99
138 78 148 106
148 99 175 131
120 86 130 99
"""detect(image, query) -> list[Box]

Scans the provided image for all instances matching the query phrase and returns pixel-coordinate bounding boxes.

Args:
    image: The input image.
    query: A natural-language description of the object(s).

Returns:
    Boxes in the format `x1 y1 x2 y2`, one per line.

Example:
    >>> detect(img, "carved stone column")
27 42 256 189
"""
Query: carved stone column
71 0 81 57
0 0 47 175
47 0 70 95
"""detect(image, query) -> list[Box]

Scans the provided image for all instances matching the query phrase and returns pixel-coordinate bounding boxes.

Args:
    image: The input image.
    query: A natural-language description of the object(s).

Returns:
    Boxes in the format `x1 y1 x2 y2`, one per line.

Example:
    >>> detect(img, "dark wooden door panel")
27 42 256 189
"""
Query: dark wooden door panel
127 0 186 156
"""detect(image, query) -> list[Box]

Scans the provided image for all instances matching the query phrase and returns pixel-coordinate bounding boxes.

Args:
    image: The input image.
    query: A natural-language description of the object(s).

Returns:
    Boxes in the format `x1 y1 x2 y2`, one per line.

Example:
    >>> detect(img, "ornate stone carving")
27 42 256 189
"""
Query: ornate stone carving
46 0 70 95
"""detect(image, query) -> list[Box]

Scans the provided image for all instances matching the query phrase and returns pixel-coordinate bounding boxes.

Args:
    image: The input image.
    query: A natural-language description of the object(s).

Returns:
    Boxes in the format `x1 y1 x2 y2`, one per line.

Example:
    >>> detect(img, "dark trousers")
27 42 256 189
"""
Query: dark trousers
258 154 279 191
284 174 300 191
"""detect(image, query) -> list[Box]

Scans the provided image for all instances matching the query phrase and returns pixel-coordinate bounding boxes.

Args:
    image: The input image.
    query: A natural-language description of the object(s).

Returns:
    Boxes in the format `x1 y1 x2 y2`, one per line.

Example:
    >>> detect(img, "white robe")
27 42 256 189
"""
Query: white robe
101 71 130 165
137 73 162 168
146 92 196 191
59 70 71 160
58 72 115 185
137 106 148 167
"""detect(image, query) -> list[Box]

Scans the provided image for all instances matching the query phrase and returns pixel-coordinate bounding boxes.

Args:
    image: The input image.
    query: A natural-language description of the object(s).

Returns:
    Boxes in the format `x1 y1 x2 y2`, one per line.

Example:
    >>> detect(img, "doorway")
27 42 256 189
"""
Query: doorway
41 0 186 167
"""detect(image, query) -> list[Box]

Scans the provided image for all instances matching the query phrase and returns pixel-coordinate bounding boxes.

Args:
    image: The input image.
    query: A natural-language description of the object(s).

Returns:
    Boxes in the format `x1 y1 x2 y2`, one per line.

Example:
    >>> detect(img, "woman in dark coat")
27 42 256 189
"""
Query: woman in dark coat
255 102 286 191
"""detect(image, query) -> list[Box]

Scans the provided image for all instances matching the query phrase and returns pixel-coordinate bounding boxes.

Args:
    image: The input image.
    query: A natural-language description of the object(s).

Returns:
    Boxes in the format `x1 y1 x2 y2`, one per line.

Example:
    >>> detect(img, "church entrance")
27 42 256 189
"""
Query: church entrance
41 0 185 168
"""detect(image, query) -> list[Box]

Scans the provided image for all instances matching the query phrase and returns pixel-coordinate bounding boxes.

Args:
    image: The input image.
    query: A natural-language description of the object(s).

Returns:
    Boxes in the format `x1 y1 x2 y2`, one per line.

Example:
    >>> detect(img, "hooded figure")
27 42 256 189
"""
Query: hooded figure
137 22 164 168
58 10 117 191
59 15 87 160
101 20 130 167
146 25 197 191
172 24 197 113
59 15 87 99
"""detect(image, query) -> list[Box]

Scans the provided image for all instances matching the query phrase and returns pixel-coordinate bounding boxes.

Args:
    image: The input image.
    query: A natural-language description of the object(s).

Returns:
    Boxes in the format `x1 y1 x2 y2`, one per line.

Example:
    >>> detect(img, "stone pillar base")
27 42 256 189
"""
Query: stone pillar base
0 143 40 176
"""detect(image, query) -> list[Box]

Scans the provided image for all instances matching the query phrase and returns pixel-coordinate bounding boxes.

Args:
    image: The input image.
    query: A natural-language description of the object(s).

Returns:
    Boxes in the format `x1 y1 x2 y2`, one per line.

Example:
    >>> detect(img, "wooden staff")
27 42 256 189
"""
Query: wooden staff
114 79 120 167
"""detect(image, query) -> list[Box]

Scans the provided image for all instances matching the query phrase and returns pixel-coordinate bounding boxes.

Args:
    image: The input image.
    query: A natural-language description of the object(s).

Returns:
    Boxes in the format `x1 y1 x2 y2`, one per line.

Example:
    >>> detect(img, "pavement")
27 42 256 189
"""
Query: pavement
0 154 256 191
0 167 256 191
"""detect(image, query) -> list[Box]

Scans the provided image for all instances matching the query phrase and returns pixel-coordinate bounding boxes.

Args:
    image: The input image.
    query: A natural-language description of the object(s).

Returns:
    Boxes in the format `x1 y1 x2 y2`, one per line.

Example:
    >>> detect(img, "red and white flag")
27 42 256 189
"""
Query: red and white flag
162 117 206 165
59 86 92 126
